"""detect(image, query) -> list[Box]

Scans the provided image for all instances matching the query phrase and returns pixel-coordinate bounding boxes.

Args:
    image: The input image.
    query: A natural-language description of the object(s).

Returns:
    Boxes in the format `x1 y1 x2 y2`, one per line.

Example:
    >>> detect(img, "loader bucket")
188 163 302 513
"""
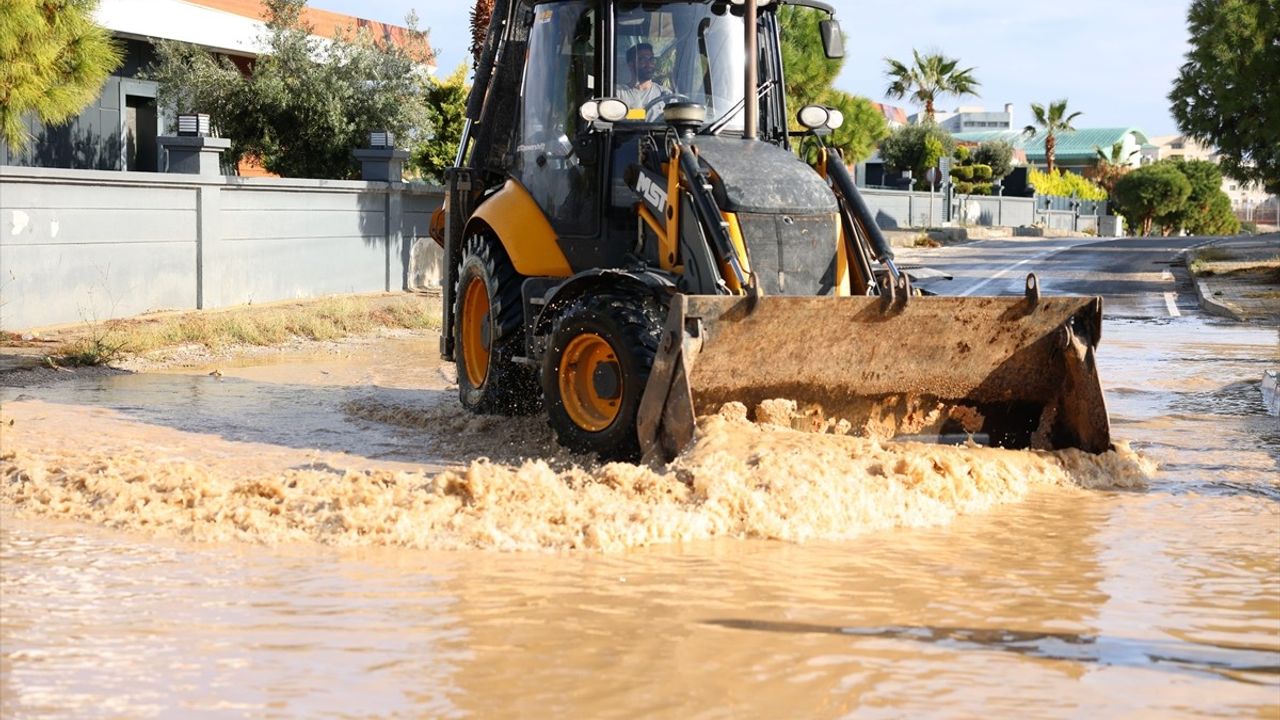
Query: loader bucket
637 283 1111 463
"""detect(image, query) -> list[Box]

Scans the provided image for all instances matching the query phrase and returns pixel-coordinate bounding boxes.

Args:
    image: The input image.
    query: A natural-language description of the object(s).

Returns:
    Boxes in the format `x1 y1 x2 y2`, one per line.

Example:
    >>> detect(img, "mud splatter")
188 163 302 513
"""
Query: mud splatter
0 402 1154 552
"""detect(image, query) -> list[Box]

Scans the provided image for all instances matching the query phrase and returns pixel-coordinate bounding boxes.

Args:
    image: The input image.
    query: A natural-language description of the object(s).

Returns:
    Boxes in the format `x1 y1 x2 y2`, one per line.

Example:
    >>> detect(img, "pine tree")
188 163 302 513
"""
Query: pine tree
1169 0 1280 194
0 0 122 151
778 6 887 163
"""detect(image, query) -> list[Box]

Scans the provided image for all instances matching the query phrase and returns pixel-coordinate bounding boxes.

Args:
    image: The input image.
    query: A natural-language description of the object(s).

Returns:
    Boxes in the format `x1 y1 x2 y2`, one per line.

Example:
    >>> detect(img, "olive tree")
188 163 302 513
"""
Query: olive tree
878 122 956 190
149 0 432 179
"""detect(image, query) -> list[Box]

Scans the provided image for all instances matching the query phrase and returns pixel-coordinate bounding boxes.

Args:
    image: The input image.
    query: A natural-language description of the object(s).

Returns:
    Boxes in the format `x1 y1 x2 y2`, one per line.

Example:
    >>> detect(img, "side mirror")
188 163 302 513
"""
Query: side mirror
820 19 844 59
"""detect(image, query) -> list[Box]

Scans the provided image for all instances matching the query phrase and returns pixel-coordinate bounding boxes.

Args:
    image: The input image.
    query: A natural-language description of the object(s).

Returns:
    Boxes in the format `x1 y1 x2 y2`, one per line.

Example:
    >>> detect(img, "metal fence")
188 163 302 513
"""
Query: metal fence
860 186 1107 232
0 166 444 330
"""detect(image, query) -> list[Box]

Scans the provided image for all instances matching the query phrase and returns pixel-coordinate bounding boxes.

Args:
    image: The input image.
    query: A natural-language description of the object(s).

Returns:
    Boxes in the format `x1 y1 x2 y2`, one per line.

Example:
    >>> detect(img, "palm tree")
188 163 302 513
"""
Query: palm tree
883 50 980 121
1085 142 1138 195
1094 140 1139 166
1024 100 1082 174
470 0 495 64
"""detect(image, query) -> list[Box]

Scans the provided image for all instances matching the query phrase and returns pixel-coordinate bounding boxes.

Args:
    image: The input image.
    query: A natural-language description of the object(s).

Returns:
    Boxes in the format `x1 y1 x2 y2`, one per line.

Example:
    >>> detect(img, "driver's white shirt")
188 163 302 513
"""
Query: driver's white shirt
617 82 670 120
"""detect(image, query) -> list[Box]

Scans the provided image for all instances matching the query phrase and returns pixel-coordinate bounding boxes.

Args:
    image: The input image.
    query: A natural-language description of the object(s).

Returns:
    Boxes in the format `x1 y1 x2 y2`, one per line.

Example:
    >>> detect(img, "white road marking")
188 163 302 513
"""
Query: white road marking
1164 292 1181 317
960 245 1070 297
1161 269 1173 282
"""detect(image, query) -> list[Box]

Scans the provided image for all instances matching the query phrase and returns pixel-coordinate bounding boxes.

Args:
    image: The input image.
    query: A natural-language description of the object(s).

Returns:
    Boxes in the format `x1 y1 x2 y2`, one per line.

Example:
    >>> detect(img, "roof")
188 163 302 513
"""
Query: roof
186 0 433 61
95 0 433 66
870 102 909 126
952 127 1151 162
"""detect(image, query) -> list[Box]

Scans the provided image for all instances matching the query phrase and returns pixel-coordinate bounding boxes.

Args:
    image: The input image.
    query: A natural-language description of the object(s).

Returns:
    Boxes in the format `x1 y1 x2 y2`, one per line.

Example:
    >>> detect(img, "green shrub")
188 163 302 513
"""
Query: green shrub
950 165 975 182
972 164 993 181
970 183 992 196
1112 163 1192 235
1242 221 1259 235
954 145 971 162
973 140 1014 179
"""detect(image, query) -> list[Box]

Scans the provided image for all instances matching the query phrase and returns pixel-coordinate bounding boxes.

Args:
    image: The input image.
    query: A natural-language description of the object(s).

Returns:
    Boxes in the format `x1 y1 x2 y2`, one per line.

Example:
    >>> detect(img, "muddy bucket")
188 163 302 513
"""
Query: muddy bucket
638 281 1110 463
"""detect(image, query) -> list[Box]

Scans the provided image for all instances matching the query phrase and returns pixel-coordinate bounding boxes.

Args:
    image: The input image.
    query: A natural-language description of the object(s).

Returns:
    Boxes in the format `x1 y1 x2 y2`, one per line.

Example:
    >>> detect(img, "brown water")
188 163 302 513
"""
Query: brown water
2 319 1278 717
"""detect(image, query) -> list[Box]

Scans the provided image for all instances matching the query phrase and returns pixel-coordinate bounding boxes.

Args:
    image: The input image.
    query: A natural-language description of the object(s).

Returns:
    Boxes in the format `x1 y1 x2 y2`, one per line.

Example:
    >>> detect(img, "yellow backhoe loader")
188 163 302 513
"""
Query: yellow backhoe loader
432 0 1110 462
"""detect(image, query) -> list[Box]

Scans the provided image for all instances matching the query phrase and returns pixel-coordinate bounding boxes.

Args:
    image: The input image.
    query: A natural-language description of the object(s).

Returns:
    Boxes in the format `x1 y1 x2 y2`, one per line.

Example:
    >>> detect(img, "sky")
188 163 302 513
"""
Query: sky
313 0 1192 138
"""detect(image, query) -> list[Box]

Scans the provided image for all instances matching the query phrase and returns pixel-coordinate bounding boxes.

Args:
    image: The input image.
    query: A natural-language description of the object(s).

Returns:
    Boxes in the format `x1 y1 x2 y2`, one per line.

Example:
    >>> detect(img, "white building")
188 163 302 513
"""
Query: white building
908 104 1015 133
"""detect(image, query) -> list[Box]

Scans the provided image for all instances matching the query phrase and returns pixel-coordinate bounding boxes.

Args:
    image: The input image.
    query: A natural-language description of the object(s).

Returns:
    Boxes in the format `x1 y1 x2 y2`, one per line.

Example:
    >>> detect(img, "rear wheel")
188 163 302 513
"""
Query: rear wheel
543 291 663 460
454 235 540 415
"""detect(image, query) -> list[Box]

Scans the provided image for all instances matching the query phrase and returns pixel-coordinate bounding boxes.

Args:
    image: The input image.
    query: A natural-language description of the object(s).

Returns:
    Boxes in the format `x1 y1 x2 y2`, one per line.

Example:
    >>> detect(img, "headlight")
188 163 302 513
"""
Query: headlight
597 98 629 123
826 108 844 130
797 104 829 130
579 100 600 122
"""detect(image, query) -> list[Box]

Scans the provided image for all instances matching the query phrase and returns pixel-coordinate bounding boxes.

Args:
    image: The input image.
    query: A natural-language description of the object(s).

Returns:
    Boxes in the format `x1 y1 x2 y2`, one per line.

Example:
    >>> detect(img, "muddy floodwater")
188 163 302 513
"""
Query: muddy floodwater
2 318 1278 718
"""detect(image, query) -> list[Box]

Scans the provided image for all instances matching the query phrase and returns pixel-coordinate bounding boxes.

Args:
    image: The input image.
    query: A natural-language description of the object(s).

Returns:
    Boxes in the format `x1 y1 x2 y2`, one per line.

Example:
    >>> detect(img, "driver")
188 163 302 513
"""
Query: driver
617 43 671 120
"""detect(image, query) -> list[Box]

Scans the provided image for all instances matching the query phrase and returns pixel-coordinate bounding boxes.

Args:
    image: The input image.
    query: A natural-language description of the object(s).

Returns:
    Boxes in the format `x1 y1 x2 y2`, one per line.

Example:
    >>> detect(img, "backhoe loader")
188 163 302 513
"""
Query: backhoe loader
432 0 1111 462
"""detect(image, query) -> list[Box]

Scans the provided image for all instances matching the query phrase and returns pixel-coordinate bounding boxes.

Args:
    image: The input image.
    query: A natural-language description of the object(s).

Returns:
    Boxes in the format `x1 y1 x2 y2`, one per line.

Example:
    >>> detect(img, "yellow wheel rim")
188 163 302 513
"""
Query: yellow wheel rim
558 333 622 432
460 276 491 387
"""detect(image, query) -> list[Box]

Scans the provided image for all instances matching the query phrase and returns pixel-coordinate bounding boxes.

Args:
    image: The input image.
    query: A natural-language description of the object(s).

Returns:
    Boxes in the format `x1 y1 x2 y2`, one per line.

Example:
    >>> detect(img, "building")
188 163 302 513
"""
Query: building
951 127 1150 176
869 102 910 129
908 104 1015 133
0 0 433 174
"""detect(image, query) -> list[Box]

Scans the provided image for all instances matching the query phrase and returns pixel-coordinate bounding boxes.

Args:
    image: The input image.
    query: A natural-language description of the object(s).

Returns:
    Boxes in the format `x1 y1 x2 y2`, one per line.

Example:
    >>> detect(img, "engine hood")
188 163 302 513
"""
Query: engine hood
691 136 838 215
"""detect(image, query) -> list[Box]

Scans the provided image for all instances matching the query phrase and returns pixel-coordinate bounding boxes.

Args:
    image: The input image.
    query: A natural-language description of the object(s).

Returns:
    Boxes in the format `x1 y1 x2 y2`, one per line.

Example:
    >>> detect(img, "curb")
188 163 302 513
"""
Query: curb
1193 278 1245 321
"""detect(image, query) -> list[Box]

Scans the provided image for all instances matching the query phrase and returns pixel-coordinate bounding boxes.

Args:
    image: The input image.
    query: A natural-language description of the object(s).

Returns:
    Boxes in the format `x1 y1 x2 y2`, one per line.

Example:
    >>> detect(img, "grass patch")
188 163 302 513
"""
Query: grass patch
1188 246 1237 275
913 234 941 248
39 294 440 367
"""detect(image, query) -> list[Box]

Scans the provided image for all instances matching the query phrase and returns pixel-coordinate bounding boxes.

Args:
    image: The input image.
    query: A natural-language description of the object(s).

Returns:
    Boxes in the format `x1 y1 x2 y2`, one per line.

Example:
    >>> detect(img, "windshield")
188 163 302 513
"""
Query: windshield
613 3 746 130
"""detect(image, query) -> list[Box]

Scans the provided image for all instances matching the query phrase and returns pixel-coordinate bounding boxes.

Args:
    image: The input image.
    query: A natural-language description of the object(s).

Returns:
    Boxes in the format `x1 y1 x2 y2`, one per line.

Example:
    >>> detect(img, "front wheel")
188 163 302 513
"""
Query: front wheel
454 235 540 415
542 291 663 460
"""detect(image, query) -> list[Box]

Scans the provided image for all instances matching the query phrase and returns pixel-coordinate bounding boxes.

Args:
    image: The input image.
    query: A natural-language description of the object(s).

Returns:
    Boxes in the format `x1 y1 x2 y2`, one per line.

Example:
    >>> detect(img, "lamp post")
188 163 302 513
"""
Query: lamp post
353 130 409 182
159 111 229 175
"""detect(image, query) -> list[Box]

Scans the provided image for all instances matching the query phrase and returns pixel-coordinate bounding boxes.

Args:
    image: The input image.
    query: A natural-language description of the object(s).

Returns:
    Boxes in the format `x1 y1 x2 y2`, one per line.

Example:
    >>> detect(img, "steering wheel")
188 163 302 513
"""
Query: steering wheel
644 92 691 111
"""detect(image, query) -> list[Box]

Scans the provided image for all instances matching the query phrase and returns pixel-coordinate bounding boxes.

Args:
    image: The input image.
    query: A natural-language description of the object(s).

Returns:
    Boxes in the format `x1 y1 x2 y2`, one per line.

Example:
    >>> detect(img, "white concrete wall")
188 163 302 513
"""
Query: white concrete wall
0 167 443 330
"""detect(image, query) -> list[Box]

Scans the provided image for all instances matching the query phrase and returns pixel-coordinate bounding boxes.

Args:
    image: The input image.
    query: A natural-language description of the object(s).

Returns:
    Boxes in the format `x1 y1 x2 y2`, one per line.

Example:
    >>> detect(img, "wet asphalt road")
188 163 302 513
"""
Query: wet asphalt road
901 235 1214 319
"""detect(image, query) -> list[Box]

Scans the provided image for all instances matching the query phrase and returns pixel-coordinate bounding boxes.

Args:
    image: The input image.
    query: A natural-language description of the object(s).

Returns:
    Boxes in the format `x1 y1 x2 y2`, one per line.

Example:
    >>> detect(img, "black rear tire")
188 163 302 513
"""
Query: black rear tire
542 290 664 461
454 234 540 415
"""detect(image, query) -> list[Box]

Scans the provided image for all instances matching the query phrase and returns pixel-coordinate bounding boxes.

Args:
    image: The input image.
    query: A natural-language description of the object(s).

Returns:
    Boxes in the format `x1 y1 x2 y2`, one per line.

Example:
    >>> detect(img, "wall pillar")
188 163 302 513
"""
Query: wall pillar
353 147 409 182
159 136 230 176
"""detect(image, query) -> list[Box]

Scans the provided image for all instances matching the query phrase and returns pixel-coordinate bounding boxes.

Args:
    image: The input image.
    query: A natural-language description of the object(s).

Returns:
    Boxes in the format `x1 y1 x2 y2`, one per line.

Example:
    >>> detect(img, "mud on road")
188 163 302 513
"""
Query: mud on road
0 330 1153 552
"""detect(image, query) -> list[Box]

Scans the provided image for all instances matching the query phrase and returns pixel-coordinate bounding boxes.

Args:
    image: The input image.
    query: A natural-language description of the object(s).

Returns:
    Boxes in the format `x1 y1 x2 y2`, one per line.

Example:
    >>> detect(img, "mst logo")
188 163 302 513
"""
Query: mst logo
634 171 668 216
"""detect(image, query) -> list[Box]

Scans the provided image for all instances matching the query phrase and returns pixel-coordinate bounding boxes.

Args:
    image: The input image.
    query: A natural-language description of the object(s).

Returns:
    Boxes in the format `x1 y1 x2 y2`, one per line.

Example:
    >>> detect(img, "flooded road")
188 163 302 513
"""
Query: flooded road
3 240 1279 716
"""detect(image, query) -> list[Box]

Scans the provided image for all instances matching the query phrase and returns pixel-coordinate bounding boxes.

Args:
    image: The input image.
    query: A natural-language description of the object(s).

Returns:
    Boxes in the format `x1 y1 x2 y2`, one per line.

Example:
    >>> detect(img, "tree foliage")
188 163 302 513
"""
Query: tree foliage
777 6 887 163
1083 140 1138 195
1169 0 1280 194
1157 159 1241 236
1024 99 1081 174
410 63 468 184
972 140 1014 180
149 0 431 179
1112 163 1192 236
883 50 980 120
469 0 494 64
0 0 122 151
878 122 956 190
